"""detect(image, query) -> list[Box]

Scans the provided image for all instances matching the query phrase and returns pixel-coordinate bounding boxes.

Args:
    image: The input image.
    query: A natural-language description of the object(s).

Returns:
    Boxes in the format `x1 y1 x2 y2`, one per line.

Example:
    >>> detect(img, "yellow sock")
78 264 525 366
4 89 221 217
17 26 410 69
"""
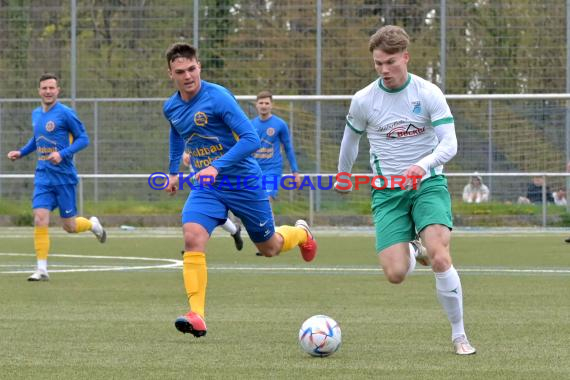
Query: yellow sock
275 225 308 252
74 217 93 233
34 226 50 260
183 251 207 318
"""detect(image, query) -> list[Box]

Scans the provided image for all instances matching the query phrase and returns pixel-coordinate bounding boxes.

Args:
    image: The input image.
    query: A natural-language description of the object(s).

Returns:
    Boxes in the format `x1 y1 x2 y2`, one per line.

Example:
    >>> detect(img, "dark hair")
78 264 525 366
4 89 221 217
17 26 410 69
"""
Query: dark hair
368 25 410 54
256 90 273 101
39 73 58 86
166 43 198 68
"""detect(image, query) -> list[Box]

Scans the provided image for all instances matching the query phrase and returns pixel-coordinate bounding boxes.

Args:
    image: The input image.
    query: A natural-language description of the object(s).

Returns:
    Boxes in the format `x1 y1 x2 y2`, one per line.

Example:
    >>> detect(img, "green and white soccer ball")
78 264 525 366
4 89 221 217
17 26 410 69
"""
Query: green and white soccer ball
298 315 341 357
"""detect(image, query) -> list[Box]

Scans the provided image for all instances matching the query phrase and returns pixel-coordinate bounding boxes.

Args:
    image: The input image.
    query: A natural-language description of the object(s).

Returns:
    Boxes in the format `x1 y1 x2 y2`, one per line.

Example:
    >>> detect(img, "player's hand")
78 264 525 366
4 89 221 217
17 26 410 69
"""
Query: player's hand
403 165 425 190
47 152 62 164
292 172 302 188
166 174 179 195
182 152 190 167
333 181 353 194
334 172 353 194
195 166 219 185
7 151 21 161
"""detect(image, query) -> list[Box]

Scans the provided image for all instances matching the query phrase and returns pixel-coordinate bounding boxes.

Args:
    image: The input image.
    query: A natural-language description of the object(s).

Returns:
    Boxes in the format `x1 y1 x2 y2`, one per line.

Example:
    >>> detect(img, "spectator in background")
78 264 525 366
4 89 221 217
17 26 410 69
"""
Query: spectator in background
520 176 554 204
462 174 490 203
553 188 567 206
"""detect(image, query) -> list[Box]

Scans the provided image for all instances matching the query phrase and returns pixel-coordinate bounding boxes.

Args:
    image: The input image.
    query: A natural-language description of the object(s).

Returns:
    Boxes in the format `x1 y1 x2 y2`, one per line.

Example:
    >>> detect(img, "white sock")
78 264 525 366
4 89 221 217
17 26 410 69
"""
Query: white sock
406 243 417 276
434 265 466 341
221 219 237 235
37 259 48 272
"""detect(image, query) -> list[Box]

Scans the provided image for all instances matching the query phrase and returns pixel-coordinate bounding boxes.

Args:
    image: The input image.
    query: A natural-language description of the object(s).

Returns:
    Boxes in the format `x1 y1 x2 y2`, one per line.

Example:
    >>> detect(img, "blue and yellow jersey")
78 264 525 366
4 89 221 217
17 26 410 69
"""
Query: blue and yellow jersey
19 102 89 186
251 115 298 175
164 81 261 186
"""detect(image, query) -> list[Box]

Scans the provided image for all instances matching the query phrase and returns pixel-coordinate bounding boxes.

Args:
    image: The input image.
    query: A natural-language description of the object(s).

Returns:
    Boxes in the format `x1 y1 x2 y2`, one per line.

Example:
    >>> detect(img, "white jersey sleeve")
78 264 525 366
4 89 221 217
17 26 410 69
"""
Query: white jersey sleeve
338 96 367 173
415 123 457 173
415 82 457 172
346 96 367 135
338 126 362 173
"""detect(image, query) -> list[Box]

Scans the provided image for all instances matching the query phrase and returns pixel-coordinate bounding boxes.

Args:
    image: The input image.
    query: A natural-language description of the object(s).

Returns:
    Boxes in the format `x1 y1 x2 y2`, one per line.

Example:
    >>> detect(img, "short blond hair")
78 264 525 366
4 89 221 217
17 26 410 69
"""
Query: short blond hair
368 25 409 54
256 90 273 101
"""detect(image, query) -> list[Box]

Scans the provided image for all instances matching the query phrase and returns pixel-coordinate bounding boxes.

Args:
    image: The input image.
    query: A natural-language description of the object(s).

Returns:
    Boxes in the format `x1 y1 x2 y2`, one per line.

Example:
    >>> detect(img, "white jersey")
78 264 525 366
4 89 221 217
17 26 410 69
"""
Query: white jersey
345 73 454 185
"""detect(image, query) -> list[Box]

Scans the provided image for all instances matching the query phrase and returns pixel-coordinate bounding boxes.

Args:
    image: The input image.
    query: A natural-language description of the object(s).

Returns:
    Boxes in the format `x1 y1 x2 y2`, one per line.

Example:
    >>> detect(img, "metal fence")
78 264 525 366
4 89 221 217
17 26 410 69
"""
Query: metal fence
0 1 569 97
1 172 569 228
2 94 570 227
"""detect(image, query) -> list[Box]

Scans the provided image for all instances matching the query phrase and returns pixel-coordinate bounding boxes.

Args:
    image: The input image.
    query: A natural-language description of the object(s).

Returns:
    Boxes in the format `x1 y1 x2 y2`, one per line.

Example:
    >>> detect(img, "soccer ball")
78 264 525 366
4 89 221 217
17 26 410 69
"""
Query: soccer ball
298 315 341 357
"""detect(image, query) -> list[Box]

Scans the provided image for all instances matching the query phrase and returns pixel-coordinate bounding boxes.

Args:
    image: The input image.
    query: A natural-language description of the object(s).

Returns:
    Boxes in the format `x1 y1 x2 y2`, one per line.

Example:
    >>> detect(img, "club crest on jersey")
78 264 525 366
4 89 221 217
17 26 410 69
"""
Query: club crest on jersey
45 121 55 132
194 112 208 126
411 101 422 114
387 123 425 139
266 127 275 136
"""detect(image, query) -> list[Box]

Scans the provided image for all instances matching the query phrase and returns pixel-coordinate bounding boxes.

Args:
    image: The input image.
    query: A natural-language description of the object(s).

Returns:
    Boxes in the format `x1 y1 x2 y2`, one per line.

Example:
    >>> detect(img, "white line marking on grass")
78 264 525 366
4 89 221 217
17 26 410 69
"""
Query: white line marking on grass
0 253 181 274
1 253 568 276
206 265 570 275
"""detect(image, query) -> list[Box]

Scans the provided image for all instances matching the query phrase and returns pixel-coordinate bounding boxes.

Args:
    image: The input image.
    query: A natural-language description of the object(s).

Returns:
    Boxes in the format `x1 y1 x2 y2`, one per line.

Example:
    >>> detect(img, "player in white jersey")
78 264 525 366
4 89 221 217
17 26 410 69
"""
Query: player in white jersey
334 25 476 355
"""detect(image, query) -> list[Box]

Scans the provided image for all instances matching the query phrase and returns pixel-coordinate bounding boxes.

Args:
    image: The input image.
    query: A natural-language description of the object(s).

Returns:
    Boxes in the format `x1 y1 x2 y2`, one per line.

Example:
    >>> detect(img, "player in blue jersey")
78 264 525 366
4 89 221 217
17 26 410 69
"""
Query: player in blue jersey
7 73 106 281
162 43 317 338
252 90 301 200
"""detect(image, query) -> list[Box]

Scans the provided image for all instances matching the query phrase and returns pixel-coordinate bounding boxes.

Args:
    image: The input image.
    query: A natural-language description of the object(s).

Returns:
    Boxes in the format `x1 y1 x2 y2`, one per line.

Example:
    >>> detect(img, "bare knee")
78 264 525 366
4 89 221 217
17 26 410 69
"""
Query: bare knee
430 252 452 272
383 268 406 284
183 227 209 252
256 234 283 257
257 245 280 257
33 214 49 227
62 223 75 233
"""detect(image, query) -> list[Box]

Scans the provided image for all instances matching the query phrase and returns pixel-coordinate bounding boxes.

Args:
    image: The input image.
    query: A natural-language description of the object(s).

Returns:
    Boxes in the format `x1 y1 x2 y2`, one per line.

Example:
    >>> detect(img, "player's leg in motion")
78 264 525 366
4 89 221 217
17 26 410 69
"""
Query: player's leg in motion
175 222 209 338
255 220 317 262
220 218 243 251
61 216 107 243
379 241 428 284
58 184 107 243
421 225 476 355
234 187 317 261
28 208 51 281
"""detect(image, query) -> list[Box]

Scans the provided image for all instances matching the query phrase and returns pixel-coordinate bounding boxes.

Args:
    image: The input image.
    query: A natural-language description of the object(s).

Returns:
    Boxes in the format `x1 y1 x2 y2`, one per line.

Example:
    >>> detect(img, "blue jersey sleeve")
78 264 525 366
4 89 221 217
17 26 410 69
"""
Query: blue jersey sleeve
279 122 299 173
58 108 89 159
19 136 37 157
209 95 260 172
169 125 184 174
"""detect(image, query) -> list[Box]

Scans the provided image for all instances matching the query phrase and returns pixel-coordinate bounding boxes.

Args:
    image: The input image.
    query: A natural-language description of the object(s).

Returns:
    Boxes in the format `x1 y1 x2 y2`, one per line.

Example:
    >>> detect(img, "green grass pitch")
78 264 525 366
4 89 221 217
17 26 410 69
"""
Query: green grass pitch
0 229 569 379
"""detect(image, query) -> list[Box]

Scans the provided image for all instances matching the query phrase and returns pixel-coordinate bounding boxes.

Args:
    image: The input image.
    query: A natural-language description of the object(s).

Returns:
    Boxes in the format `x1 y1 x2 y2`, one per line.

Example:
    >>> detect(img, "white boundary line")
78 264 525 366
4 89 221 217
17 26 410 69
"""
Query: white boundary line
0 253 181 274
1 252 569 276
206 265 570 275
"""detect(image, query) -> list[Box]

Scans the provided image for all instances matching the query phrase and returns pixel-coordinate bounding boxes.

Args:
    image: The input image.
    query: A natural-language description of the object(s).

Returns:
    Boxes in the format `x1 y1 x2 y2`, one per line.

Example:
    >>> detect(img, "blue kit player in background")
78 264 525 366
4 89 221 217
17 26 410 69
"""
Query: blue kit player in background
163 43 317 338
7 73 106 282
252 90 301 201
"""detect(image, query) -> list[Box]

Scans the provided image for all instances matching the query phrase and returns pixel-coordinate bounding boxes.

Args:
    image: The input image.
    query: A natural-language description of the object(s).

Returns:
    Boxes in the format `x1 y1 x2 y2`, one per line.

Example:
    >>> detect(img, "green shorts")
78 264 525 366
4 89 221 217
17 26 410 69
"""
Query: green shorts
371 175 453 253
